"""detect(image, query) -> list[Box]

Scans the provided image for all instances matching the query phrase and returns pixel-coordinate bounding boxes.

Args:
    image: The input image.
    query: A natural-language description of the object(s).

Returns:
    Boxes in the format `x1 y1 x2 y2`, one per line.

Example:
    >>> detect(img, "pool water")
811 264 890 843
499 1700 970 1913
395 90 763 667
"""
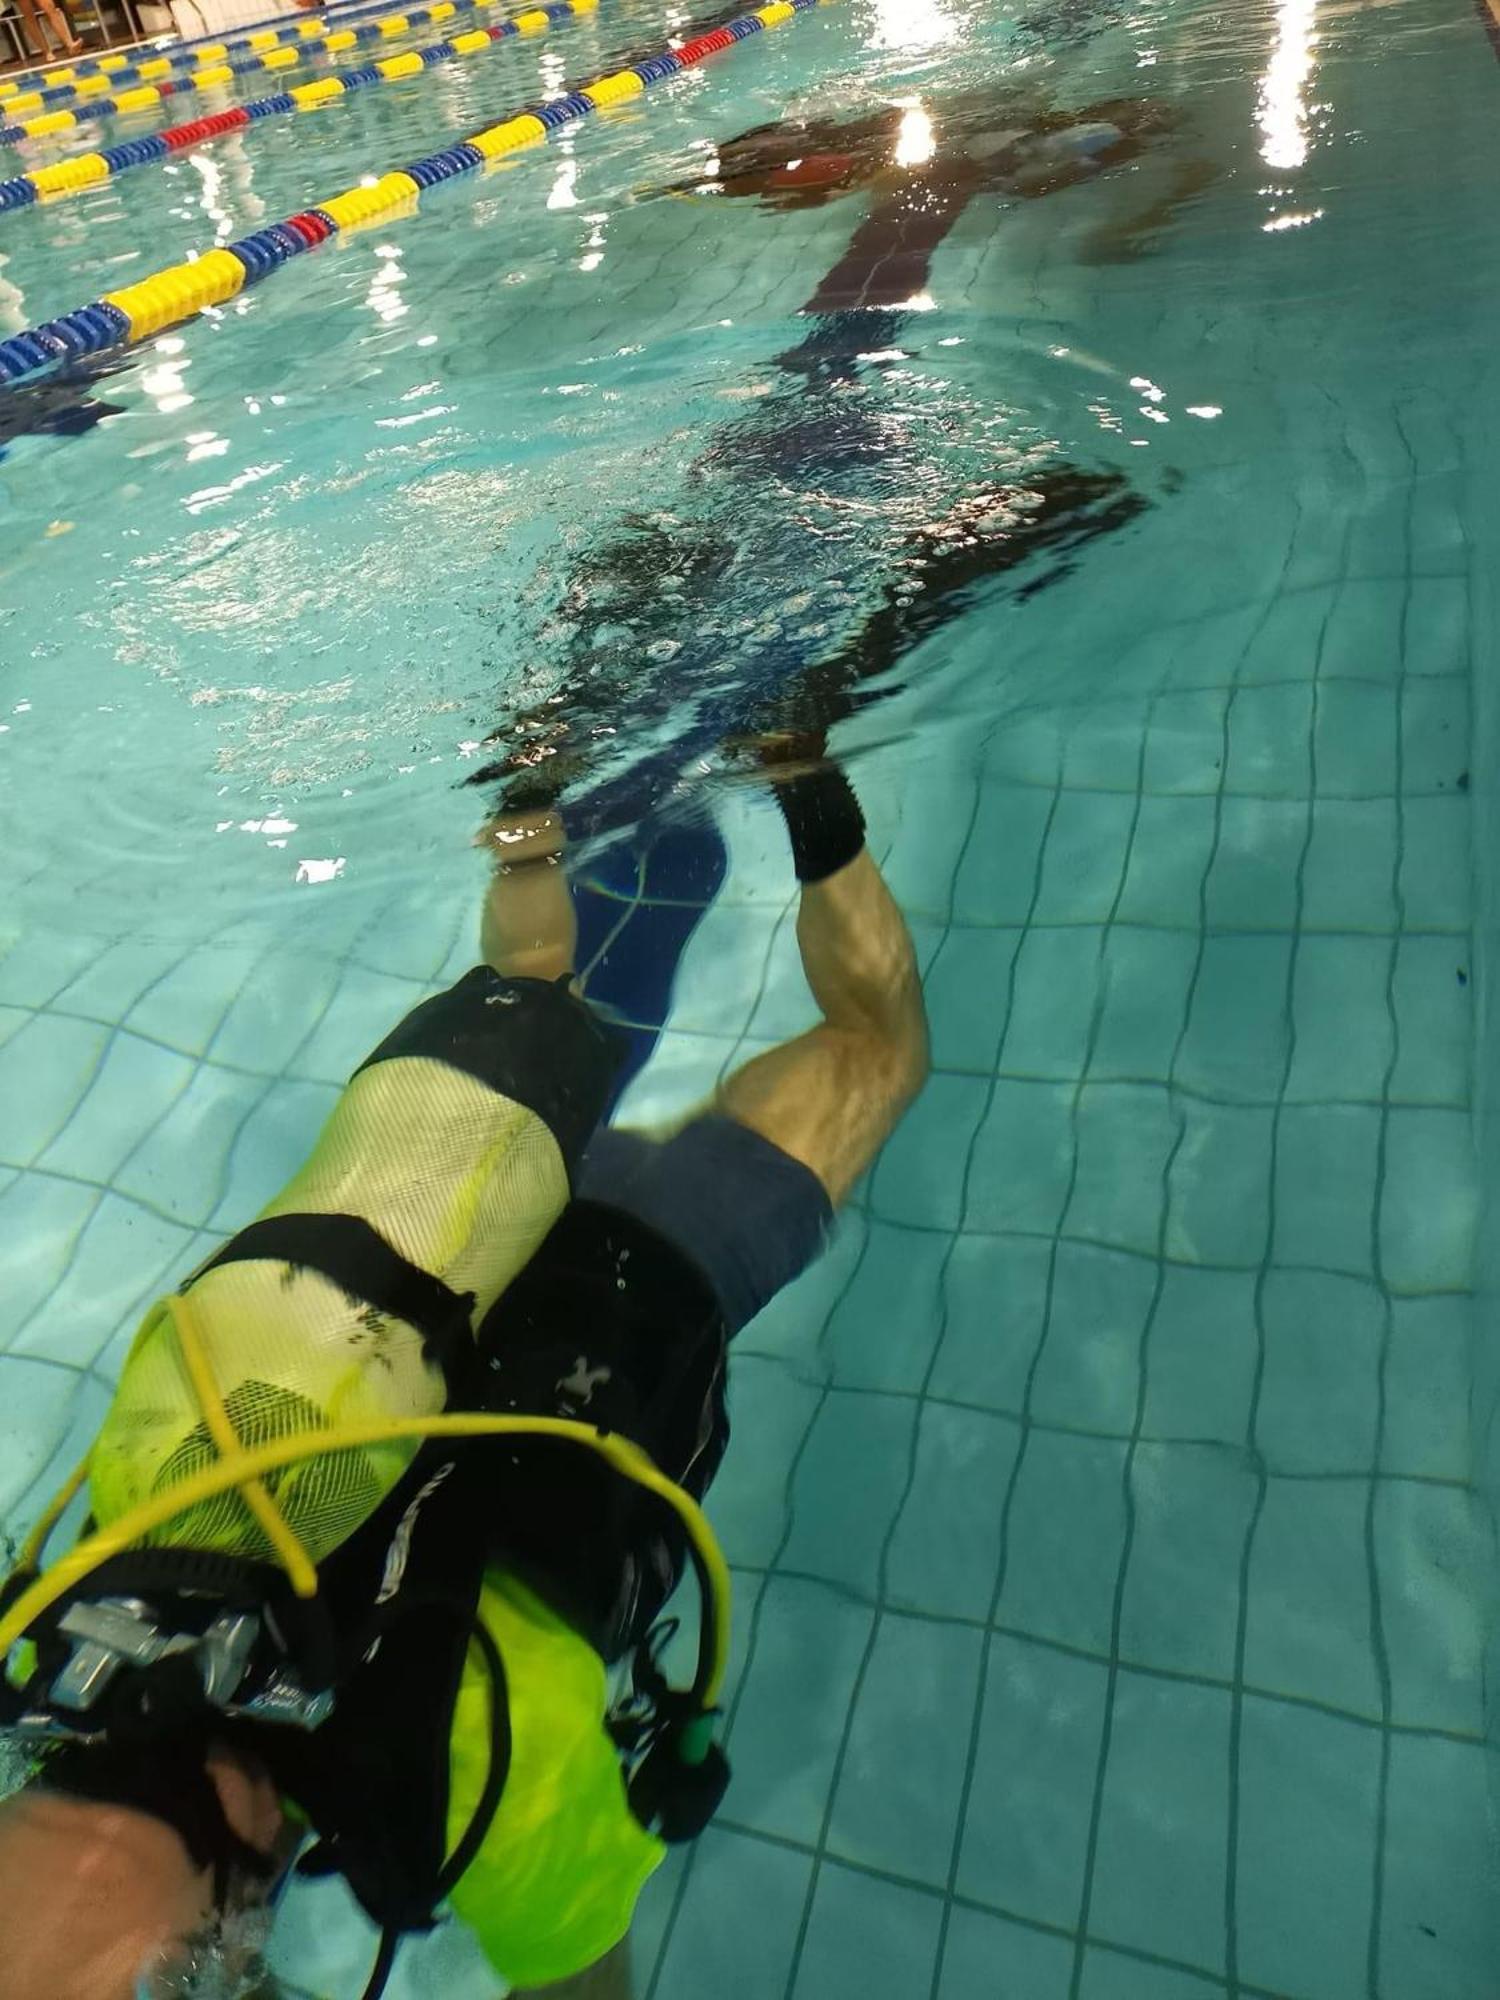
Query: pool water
1 0 1497 1992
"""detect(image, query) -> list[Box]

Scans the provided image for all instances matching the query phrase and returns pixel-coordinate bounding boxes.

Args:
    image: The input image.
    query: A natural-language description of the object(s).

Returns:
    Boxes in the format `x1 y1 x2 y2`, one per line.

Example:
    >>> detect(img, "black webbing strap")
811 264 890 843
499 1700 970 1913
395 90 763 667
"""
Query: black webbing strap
192 1214 476 1384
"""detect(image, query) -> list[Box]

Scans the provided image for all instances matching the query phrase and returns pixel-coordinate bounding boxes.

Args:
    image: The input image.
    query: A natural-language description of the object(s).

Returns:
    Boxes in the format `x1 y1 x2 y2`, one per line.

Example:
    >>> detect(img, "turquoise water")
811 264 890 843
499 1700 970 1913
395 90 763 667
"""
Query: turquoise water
1 0 1497 1993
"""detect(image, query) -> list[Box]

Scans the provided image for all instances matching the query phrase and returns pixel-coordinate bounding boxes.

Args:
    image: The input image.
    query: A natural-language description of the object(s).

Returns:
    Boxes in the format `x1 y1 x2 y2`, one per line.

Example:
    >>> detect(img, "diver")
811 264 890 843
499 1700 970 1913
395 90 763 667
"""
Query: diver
660 86 1215 329
0 747 928 2000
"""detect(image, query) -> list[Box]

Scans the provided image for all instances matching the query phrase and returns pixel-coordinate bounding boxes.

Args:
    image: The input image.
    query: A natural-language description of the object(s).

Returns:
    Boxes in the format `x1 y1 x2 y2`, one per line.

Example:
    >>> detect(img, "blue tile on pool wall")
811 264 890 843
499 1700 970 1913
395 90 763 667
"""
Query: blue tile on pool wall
792 1861 944 2000
1088 1672 1230 1974
823 1219 947 1392
726 1575 875 1846
1256 1269 1381 1473
1080 1948 1225 1999
886 1401 1018 1619
1235 1697 1379 2000
1139 1264 1257 1444
1373 1481 1485 1736
957 1634 1108 1930
929 1231 1052 1414
938 1905 1073 2000
653 1827 811 2000
923 926 1022 1073
997 1430 1128 1656
0 1012 111 1166
871 1072 992 1230
826 1612 984 1886
779 1390 916 1596
1118 1443 1258 1681
1030 1241 1156 1434
1379 1736 1498 2000
1245 1479 1379 1714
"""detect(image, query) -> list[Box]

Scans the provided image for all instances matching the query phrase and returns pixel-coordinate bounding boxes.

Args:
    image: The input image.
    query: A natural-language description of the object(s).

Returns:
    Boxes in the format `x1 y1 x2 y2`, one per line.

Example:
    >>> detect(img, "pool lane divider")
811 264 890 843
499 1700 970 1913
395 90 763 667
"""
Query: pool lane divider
0 0 820 383
0 0 441 100
0 0 561 144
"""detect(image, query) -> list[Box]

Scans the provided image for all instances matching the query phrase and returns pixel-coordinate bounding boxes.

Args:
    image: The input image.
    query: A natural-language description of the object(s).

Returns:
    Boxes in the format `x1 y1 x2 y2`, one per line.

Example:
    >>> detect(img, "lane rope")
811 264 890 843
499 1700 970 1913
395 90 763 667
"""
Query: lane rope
0 0 430 99
0 0 823 386
0 0 598 172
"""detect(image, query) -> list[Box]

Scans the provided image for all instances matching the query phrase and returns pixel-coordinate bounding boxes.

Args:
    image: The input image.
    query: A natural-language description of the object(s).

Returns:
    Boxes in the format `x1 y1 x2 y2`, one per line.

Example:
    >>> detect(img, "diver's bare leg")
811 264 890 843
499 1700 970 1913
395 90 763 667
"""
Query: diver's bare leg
717 843 928 1207
512 1935 633 1998
479 808 577 983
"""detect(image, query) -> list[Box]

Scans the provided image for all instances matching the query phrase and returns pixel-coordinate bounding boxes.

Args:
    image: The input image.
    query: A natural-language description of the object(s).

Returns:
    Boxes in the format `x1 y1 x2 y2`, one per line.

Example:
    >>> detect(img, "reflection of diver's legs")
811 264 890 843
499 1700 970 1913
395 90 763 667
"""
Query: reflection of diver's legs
773 307 909 381
1077 157 1217 262
478 808 577 984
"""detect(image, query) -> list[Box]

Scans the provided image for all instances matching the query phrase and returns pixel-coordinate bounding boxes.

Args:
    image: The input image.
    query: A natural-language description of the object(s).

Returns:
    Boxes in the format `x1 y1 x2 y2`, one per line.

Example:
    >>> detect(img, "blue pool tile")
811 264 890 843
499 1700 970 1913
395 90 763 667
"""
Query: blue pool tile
1074 1084 1181 1258
7 1192 192 1367
1286 934 1393 1104
1400 674 1468 796
966 1079 1075 1238
792 1863 944 2000
879 772 979 921
740 1208 867 1370
923 926 1022 1073
1079 1948 1224 1999
1301 800 1398 933
1141 691 1229 797
37 1030 195 1184
1114 796 1217 930
208 1077 342 1230
1030 1242 1156 1434
1119 1442 1258 1680
1002 927 1102 1081
952 784 1056 926
114 1063 263 1226
887 1402 1019 1619
1380 1736 1498 1999
929 1232 1052 1414
985 709 1067 789
1382 1295 1469 1478
1318 578 1406 683
1031 790 1137 929
1399 795 1470 933
827 1612 984 1885
289 967 432 1082
349 890 467 983
957 1633 1108 1930
1223 681 1313 799
1404 575 1469 677
665 901 781 1035
1246 1479 1380 1713
1060 699 1150 794
0 927 101 1007
1374 1481 1485 1736
1258 1270 1381 1473
1092 926 1196 1083
1140 1266 1257 1444
1178 935 1292 1103
630 1845 690 1993
1382 1107 1476 1292
0 1172 100 1350
210 949 344 1073
654 1828 810 1999
937 1905 1072 2000
52 937 192 1022
726 1575 875 1844
1089 1672 1231 1974
997 1431 1128 1656
871 1072 991 1230
780 1389 916 1596
1235 1697 1379 2000
1391 934 1470 1105
1203 797 1306 932
0 1359 111 1527
127 941 264 1056
0 1004 26 1048
1273 1105 1381 1277
706 1354 822 1569
0 1012 111 1166
824 1219 946 1392
1314 678 1397 797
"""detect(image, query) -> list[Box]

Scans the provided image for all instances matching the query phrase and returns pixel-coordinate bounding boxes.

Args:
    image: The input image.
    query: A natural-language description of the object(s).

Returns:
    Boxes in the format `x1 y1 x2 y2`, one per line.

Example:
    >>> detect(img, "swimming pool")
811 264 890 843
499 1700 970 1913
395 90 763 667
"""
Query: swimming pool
1 0 1496 1989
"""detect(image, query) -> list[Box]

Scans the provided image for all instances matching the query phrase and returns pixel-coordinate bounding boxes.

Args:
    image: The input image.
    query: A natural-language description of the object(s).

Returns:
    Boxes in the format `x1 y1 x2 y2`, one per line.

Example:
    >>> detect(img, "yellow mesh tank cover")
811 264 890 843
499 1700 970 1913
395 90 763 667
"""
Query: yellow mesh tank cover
446 1573 664 1988
89 1056 569 1562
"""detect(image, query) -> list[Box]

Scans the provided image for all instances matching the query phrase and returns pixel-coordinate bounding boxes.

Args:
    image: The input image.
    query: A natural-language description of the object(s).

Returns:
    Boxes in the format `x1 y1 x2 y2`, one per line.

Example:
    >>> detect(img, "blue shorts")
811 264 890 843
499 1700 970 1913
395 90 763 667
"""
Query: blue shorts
577 1113 832 1335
